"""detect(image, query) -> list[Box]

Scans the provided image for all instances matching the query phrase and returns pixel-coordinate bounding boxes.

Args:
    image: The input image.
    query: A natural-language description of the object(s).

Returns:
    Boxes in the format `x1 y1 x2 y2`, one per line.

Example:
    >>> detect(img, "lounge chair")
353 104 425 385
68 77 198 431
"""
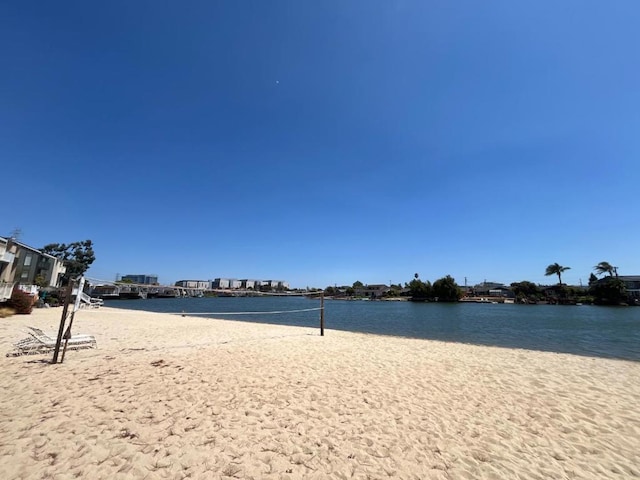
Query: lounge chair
78 291 103 308
6 327 97 357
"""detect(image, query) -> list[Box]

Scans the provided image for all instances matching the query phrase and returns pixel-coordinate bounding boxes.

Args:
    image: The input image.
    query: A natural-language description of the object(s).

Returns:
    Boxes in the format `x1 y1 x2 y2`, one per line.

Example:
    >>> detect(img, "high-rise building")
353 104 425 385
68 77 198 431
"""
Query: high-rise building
121 274 158 285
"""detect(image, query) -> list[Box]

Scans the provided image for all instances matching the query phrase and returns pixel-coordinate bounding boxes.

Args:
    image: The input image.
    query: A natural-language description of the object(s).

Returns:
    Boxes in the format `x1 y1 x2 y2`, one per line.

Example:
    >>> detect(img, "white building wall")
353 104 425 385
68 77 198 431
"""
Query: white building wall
213 278 230 289
211 278 287 290
48 257 66 288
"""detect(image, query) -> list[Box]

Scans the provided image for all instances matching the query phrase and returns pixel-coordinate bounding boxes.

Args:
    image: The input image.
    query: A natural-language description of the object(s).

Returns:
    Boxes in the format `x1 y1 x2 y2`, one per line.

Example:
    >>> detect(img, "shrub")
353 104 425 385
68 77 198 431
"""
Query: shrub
8 288 35 315
45 297 59 307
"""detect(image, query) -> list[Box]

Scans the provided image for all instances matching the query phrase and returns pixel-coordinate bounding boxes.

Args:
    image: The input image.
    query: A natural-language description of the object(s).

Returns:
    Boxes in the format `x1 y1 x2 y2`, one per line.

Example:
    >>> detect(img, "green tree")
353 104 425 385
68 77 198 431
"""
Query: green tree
594 261 616 277
408 278 432 301
432 275 461 302
42 240 95 283
510 281 541 300
345 287 355 296
589 277 627 305
34 274 48 288
384 288 399 298
588 273 598 285
352 280 363 288
545 263 570 285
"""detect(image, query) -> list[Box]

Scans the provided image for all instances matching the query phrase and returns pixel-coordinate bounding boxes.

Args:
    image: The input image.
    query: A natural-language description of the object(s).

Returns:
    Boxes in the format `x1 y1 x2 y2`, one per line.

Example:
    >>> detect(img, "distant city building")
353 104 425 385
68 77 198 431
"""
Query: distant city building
212 278 230 289
240 279 259 289
121 274 158 285
175 280 211 289
211 278 289 290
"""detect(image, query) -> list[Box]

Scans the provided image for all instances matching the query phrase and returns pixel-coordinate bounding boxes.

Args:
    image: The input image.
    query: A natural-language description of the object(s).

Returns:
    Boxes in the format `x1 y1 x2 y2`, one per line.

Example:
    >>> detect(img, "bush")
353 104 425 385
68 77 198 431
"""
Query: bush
44 297 59 307
8 289 35 315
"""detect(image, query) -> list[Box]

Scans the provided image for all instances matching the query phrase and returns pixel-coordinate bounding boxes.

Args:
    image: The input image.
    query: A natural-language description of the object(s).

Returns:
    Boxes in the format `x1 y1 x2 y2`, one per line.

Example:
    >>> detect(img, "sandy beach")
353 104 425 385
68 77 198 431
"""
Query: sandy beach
1 306 639 479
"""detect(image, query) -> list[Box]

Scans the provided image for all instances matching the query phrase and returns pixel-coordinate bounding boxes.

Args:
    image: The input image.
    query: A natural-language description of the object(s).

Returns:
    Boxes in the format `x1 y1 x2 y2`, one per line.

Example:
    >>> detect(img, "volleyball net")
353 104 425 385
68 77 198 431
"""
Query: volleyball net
83 277 327 335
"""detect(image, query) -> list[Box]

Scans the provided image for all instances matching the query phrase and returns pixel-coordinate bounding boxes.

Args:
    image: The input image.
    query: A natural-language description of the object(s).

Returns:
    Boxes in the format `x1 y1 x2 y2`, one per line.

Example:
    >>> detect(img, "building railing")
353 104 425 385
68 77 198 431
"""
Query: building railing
80 291 104 308
0 251 15 264
0 282 15 302
17 284 39 295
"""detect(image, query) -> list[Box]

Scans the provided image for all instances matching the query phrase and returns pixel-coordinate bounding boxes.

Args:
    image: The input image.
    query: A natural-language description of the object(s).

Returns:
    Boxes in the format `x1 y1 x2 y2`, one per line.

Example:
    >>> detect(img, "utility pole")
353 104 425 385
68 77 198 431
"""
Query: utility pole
10 228 22 241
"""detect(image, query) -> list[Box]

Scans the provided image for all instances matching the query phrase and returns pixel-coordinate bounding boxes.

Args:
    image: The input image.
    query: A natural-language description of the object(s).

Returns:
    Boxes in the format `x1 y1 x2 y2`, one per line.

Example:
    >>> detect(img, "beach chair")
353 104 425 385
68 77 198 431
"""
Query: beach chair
89 297 104 308
6 327 97 357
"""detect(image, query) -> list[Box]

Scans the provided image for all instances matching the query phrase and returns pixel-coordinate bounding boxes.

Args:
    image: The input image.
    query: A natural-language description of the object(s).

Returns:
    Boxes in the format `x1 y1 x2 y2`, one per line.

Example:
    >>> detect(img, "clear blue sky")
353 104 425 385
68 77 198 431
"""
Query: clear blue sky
2 1 639 288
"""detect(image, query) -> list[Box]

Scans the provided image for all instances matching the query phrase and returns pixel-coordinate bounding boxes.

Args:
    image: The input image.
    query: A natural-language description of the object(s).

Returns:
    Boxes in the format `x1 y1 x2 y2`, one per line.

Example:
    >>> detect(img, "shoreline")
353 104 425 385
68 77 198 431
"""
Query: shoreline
98 300 640 363
1 306 639 479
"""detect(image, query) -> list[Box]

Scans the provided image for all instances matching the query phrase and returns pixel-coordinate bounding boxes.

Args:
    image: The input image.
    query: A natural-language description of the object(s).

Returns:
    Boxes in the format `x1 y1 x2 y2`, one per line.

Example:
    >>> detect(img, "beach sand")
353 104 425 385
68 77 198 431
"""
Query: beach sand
1 306 639 479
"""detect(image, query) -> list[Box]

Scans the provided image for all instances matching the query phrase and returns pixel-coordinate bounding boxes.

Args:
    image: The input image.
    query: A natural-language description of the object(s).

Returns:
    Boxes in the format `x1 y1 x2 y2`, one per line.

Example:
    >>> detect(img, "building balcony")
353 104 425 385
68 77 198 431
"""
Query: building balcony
0 251 15 264
0 282 14 302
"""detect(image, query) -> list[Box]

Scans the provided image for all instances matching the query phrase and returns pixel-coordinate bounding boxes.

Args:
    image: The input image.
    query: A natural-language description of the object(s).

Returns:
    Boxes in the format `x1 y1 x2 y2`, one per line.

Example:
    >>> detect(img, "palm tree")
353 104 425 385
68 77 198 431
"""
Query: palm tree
594 261 617 277
545 263 570 285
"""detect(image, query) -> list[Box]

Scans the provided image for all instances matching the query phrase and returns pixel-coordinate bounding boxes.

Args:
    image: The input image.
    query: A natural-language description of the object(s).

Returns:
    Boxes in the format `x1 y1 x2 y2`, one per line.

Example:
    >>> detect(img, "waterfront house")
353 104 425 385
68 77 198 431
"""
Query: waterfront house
488 286 516 298
0 237 17 301
0 237 17 282
619 276 640 299
355 284 390 299
11 241 67 289
0 236 66 301
472 281 509 297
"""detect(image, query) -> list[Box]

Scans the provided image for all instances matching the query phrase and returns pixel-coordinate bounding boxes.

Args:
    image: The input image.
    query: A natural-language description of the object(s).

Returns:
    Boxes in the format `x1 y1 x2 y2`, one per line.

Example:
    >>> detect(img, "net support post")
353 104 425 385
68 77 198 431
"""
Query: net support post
320 292 325 336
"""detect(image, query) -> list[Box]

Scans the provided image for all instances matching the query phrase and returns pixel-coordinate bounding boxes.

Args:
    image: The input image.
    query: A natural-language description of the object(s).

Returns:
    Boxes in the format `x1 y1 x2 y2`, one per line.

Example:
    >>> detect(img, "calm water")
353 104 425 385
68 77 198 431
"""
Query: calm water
105 296 640 362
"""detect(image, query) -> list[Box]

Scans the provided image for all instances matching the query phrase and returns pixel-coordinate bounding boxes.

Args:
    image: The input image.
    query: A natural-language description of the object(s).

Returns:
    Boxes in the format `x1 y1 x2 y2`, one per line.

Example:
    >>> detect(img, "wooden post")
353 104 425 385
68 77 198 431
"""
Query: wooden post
60 277 86 364
320 292 325 336
52 279 75 364
60 334 70 363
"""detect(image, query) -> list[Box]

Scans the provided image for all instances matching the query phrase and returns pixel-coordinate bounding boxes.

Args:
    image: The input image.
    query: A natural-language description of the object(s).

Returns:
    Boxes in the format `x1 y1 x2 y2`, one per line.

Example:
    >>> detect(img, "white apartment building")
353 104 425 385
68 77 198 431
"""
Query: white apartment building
210 278 289 290
175 280 211 289
0 236 67 301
